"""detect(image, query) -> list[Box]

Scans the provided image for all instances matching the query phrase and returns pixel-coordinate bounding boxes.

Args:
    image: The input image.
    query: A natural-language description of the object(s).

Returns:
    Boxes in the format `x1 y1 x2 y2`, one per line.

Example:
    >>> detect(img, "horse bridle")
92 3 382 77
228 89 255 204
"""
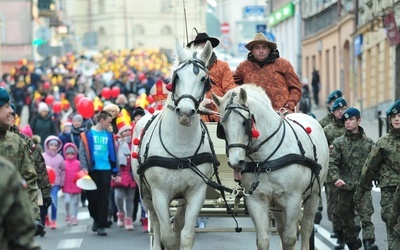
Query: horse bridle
217 92 285 156
168 51 211 111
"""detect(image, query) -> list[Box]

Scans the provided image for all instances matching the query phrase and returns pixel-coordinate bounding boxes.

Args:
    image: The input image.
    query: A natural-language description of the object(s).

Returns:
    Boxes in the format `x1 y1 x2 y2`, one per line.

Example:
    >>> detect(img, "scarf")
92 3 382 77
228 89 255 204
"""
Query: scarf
248 49 280 67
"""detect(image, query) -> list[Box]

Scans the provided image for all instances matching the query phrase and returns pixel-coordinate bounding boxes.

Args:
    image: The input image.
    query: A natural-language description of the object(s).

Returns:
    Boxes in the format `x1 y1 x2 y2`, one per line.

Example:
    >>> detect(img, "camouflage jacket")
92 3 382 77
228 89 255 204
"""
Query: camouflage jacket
392 184 400 227
358 127 400 191
0 156 41 250
319 112 334 128
327 127 374 189
324 118 346 146
0 130 40 220
10 125 51 198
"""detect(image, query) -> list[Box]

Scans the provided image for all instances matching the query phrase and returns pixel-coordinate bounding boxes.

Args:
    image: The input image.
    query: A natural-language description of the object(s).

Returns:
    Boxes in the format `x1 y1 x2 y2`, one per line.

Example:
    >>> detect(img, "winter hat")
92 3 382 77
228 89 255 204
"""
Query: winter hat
10 103 16 115
64 121 72 127
48 139 59 146
386 99 400 116
0 87 10 107
38 102 49 113
132 107 145 119
20 125 33 138
118 125 132 136
331 97 347 112
65 146 75 154
342 107 361 121
326 90 343 104
73 114 83 123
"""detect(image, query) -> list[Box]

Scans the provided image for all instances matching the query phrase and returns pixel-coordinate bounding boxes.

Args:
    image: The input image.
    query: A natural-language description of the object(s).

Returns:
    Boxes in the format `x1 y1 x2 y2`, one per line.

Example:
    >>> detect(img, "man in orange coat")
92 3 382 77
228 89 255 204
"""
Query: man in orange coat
233 33 301 113
187 32 236 122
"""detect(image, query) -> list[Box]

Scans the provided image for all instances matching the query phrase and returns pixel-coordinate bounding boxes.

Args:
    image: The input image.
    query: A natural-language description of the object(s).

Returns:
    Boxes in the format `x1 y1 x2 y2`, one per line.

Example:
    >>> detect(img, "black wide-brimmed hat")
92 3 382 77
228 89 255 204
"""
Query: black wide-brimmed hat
186 32 220 48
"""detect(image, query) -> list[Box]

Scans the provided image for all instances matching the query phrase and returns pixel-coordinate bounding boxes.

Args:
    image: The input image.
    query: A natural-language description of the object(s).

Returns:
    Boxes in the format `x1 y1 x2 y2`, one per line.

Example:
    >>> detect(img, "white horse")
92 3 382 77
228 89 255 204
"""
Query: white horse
212 84 329 250
131 40 217 250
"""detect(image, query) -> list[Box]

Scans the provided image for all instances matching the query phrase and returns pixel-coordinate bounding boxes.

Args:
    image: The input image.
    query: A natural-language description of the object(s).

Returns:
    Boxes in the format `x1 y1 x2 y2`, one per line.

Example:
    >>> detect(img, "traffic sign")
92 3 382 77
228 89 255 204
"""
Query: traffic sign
220 22 230 34
220 36 232 49
32 38 46 46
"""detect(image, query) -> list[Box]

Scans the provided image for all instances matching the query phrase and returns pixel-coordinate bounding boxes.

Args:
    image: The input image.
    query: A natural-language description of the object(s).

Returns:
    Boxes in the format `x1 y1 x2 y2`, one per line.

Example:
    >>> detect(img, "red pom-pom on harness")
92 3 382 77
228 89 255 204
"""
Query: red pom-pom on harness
252 129 260 138
165 84 173 92
131 152 138 159
148 107 155 114
157 104 163 110
305 127 312 134
133 138 140 145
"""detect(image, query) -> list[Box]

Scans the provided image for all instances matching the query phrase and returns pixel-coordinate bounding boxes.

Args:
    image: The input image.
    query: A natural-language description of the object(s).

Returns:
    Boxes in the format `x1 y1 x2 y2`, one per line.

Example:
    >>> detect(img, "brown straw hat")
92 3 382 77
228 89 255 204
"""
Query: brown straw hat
245 32 277 51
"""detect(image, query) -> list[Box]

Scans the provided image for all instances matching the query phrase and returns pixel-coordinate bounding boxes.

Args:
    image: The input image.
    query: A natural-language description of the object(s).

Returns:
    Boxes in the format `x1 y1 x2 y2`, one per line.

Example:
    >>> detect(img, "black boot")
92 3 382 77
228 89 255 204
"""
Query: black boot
346 238 362 250
334 231 345 250
334 230 345 250
363 239 379 250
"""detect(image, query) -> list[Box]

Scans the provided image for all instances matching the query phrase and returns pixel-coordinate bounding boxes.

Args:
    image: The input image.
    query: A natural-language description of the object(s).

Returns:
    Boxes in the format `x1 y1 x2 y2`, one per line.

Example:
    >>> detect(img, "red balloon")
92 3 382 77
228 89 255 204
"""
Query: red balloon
111 86 120 98
52 101 62 114
45 95 54 105
77 97 95 119
74 94 85 106
46 166 56 185
101 87 112 100
43 82 51 90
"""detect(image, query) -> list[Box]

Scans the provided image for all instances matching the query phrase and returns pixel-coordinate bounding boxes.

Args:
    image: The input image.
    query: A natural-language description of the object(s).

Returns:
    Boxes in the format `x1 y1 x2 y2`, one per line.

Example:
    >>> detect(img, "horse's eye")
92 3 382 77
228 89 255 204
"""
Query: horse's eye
201 76 207 82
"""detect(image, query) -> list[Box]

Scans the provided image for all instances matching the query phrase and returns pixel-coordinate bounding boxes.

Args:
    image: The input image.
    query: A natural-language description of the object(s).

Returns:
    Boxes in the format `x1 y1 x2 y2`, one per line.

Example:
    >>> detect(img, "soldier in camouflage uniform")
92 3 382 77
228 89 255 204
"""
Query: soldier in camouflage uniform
328 108 378 250
319 89 343 128
356 99 400 249
0 88 43 236
0 155 41 250
315 89 344 225
324 97 348 248
9 113 52 234
390 183 400 250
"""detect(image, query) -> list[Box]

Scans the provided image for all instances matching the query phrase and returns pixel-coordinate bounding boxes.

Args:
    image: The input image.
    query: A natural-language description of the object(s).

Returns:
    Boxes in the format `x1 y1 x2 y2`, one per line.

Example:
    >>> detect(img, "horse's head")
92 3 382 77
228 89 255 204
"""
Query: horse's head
168 39 213 126
213 87 253 172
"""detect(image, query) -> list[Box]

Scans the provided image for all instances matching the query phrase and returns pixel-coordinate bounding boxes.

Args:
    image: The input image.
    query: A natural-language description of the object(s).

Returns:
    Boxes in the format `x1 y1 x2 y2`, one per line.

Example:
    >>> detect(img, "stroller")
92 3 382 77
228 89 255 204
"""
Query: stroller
299 84 312 114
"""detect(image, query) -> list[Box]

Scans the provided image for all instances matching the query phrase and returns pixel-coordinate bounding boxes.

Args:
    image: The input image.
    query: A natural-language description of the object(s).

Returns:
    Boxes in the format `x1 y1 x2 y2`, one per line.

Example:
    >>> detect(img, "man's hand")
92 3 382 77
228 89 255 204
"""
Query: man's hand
335 179 346 188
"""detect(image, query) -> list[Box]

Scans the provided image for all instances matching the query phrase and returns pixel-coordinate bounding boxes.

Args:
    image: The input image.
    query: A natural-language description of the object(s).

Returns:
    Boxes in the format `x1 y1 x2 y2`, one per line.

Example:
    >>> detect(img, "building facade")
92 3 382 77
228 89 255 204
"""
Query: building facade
302 0 356 107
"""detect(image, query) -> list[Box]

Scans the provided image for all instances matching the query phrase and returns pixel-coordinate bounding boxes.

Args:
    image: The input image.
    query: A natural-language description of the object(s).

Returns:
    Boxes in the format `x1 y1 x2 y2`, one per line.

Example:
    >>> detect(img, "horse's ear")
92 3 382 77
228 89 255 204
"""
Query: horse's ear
200 41 213 66
212 93 222 108
238 88 248 105
176 38 185 61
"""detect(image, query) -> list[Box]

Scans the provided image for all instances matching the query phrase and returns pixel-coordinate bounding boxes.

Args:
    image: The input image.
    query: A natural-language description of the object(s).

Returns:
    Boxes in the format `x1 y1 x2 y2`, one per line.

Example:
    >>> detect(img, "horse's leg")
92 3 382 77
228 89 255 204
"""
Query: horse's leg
180 186 207 250
148 208 163 250
300 193 320 250
281 196 302 250
152 190 178 250
271 210 286 246
173 204 186 247
246 197 270 250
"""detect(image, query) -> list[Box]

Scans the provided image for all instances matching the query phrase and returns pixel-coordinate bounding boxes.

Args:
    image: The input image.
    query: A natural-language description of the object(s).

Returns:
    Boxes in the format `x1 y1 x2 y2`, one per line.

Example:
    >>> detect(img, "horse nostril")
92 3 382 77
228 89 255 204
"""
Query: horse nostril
175 108 181 116
189 109 196 117
238 160 246 168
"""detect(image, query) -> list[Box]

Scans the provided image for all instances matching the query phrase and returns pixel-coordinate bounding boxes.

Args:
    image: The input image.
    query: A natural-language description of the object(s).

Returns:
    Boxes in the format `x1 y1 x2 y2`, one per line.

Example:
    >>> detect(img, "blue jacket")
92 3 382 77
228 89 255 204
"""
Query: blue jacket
78 129 118 175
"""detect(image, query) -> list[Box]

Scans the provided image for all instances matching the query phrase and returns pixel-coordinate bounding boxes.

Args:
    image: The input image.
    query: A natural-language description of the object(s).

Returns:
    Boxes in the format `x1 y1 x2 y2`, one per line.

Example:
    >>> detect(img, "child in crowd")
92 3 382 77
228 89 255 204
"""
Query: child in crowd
113 124 136 231
58 121 73 154
62 143 82 226
42 136 65 229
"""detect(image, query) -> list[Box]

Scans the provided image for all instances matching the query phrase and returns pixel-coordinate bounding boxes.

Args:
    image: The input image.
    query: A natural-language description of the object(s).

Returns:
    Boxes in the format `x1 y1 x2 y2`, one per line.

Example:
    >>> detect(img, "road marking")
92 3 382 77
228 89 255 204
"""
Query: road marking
77 211 90 220
316 225 349 250
57 238 83 249
64 225 87 234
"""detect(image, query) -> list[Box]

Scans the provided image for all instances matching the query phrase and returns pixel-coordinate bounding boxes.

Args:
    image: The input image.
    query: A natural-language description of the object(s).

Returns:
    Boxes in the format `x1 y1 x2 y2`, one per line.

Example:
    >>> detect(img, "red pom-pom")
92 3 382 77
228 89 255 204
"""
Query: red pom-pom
148 107 155 114
305 127 312 134
131 152 138 159
133 138 140 145
251 129 260 138
157 104 163 110
165 83 173 92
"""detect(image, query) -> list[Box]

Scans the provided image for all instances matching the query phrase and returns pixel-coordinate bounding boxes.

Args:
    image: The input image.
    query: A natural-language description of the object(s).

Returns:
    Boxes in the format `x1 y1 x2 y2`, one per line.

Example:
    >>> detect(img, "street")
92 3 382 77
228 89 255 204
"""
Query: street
32 105 388 250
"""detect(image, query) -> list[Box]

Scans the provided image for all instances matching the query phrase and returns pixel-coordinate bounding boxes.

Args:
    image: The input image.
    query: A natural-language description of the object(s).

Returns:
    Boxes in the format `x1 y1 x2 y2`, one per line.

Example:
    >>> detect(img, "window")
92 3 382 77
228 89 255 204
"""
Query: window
161 25 171 35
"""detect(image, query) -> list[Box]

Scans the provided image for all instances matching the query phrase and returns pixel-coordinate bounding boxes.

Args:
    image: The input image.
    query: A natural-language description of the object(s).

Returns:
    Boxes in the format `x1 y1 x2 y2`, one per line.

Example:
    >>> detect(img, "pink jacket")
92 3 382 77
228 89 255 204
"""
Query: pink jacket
42 135 65 186
62 143 82 194
111 138 136 188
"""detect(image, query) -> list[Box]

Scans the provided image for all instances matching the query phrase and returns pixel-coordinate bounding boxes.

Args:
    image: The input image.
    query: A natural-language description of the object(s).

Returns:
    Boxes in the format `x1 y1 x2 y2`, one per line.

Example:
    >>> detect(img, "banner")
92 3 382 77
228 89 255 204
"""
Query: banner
382 12 400 47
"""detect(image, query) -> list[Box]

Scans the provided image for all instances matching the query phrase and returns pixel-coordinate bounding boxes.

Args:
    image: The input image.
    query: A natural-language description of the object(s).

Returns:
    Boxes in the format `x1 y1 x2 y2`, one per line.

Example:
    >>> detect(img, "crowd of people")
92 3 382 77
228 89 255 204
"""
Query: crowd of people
0 31 399 250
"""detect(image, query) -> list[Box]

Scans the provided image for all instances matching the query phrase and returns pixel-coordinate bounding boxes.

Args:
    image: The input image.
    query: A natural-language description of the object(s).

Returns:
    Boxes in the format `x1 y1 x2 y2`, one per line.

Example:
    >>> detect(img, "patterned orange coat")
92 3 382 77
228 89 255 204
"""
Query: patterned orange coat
233 57 301 112
201 59 236 122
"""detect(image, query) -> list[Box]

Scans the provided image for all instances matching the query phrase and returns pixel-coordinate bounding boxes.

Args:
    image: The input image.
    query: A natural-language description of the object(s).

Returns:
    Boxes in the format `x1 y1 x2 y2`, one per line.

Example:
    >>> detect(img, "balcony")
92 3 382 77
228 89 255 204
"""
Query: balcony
303 2 338 37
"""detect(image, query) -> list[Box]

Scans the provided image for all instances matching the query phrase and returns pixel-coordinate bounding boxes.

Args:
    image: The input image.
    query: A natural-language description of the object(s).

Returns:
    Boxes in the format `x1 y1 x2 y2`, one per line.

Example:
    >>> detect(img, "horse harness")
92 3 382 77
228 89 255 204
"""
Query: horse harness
168 51 211 111
217 92 322 203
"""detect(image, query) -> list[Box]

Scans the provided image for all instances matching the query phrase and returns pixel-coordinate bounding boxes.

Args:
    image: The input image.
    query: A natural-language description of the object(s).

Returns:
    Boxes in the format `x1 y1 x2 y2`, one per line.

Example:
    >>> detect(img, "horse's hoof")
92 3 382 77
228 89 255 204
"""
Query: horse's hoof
314 211 322 224
330 231 337 238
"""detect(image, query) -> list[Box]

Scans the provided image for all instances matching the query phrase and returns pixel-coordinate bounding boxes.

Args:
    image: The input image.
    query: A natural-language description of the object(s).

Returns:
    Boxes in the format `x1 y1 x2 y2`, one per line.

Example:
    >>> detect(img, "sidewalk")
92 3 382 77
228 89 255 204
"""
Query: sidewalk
311 105 381 142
